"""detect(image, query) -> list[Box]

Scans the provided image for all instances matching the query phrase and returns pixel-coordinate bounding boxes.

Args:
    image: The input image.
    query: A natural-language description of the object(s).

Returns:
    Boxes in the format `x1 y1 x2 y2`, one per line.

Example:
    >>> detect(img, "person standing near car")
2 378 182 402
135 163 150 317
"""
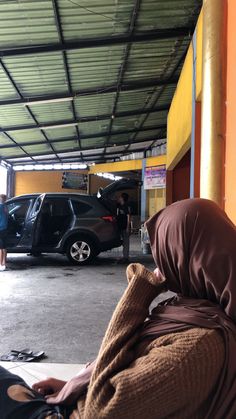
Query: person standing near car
117 192 131 263
0 194 8 271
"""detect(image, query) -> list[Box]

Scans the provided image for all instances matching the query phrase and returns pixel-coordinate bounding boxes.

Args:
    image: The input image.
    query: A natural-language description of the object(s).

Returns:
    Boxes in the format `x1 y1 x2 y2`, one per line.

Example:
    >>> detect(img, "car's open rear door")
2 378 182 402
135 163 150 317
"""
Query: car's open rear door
97 178 141 200
17 193 46 249
97 178 141 214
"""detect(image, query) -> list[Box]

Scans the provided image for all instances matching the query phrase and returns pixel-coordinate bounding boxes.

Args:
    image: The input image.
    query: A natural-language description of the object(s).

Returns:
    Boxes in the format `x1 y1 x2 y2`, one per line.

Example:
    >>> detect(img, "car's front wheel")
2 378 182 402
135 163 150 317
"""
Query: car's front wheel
66 236 97 265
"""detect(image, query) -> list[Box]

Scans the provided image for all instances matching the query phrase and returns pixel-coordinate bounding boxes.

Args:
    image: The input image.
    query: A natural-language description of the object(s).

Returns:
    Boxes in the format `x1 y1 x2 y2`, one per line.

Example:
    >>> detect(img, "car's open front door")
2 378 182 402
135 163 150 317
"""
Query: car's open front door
17 194 46 249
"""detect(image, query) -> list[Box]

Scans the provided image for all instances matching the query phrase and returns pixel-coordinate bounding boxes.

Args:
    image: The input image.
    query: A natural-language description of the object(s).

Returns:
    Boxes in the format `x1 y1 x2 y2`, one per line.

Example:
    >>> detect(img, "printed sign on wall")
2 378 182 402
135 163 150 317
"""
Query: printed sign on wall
144 165 166 190
62 172 88 191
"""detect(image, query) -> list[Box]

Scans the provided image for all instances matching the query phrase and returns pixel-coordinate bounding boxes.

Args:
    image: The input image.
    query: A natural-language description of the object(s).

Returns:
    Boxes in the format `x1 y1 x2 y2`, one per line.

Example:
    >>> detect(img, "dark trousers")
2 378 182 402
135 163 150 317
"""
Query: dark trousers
121 229 130 259
0 366 65 419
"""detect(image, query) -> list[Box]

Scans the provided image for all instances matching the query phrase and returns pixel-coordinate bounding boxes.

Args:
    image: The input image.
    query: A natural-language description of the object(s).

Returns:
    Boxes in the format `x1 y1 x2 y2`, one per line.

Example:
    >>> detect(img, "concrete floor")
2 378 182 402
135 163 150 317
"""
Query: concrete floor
0 237 171 364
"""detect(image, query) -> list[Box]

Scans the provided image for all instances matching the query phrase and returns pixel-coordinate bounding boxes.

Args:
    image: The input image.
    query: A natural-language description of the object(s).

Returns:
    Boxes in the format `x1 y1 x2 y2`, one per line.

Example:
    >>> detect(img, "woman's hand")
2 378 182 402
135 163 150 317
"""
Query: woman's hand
153 267 165 285
127 263 166 288
45 375 87 405
32 377 66 396
45 362 95 405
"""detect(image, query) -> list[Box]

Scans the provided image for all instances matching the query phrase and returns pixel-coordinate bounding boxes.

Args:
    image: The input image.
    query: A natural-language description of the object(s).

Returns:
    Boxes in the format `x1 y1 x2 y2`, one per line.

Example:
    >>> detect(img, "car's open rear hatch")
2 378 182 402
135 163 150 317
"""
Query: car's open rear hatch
97 178 141 199
97 178 141 214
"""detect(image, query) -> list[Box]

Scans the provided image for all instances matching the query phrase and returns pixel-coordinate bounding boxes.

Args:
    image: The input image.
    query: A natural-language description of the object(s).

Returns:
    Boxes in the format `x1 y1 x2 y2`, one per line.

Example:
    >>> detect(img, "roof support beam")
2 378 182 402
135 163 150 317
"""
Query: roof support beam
2 136 165 161
0 63 34 160
0 78 178 107
0 107 168 132
0 59 62 161
126 40 190 150
104 0 141 154
52 0 82 156
0 124 166 149
0 28 193 57
2 132 34 161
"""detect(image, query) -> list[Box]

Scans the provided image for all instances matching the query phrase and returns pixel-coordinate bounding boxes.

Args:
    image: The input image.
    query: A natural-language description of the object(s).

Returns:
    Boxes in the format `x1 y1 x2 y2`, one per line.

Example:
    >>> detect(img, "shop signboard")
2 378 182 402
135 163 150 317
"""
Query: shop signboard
144 165 166 190
62 172 88 191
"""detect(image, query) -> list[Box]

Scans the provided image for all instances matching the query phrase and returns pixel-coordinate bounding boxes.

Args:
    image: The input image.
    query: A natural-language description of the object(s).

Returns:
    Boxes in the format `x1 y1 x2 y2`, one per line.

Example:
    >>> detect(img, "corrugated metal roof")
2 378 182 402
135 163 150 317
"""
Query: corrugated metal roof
59 0 133 40
79 119 110 136
123 38 189 82
68 45 126 90
0 1 58 47
0 66 19 99
0 104 33 126
6 129 45 143
0 0 202 164
80 137 106 149
137 0 201 30
0 132 13 146
3 53 68 96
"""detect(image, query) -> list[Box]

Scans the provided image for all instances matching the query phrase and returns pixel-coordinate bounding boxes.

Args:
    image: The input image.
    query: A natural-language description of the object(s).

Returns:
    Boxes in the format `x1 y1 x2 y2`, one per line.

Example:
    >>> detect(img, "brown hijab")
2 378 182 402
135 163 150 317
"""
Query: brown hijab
144 198 236 419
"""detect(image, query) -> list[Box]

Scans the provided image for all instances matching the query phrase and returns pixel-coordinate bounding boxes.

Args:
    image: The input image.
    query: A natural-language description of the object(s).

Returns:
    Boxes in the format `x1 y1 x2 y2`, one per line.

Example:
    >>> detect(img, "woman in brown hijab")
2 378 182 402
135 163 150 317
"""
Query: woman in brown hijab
1 198 236 419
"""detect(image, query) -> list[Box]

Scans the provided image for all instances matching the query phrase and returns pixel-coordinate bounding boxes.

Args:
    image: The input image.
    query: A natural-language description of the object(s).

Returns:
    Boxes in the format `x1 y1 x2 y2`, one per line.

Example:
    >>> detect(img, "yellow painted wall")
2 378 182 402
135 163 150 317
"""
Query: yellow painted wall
196 11 203 100
14 170 87 196
167 44 193 169
147 188 166 217
89 155 166 174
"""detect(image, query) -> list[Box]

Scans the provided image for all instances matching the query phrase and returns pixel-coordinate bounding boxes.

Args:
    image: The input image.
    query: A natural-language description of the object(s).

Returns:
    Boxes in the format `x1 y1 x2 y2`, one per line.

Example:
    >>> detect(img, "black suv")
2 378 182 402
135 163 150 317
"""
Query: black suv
6 178 139 265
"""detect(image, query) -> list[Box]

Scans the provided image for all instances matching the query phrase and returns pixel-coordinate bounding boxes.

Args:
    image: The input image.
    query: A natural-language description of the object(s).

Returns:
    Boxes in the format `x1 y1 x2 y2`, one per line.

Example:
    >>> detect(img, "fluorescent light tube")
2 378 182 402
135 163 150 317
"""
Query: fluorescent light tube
24 97 73 106
41 122 78 130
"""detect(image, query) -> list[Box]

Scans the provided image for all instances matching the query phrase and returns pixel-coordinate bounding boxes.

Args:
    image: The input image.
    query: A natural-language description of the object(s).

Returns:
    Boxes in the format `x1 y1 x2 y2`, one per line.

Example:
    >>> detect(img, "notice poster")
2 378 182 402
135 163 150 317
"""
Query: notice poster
62 172 88 191
144 165 166 190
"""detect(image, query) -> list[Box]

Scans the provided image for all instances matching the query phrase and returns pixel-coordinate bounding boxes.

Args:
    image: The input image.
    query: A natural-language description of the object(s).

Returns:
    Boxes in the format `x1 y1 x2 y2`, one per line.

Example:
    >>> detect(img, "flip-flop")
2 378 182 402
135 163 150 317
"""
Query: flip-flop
0 349 32 361
11 348 33 356
10 348 34 362
0 354 19 362
0 349 46 362
18 351 45 362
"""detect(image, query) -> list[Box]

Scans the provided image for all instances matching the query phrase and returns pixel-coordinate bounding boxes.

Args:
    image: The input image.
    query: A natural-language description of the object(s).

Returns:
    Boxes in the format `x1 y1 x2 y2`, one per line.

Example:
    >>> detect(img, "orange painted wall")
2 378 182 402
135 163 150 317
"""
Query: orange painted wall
225 0 236 224
14 171 88 196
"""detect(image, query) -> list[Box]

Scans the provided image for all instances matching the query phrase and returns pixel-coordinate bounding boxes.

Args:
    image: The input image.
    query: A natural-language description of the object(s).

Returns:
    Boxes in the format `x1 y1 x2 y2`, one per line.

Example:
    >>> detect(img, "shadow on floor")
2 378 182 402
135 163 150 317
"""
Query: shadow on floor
6 252 153 269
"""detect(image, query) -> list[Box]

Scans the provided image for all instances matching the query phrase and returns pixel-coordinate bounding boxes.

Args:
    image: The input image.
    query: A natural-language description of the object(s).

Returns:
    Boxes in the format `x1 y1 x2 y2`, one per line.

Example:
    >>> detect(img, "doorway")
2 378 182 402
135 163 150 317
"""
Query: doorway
166 149 191 205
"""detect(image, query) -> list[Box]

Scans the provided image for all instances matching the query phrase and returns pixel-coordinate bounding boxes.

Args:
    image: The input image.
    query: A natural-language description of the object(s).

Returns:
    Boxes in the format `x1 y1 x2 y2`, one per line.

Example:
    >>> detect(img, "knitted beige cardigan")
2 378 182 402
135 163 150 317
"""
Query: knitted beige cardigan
71 264 225 419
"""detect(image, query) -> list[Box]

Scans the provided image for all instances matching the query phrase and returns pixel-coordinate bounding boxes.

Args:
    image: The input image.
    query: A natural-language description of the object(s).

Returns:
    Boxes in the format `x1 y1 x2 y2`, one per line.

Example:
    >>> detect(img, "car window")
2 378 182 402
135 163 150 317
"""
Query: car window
43 198 72 216
71 200 92 216
7 200 31 218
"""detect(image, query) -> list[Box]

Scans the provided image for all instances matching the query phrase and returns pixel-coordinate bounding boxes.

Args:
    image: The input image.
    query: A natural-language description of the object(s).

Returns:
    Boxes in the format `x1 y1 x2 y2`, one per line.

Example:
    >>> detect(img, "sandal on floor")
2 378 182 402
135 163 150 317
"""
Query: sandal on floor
0 348 46 362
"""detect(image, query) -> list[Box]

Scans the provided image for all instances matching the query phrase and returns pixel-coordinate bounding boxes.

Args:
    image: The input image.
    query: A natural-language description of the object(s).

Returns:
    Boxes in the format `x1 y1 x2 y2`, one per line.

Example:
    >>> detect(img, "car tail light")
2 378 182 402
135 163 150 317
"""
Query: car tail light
102 215 116 222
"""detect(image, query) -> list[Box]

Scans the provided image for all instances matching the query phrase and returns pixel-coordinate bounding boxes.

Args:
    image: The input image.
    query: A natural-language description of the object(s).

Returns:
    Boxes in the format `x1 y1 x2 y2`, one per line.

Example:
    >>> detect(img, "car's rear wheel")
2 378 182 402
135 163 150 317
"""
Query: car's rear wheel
66 236 97 265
